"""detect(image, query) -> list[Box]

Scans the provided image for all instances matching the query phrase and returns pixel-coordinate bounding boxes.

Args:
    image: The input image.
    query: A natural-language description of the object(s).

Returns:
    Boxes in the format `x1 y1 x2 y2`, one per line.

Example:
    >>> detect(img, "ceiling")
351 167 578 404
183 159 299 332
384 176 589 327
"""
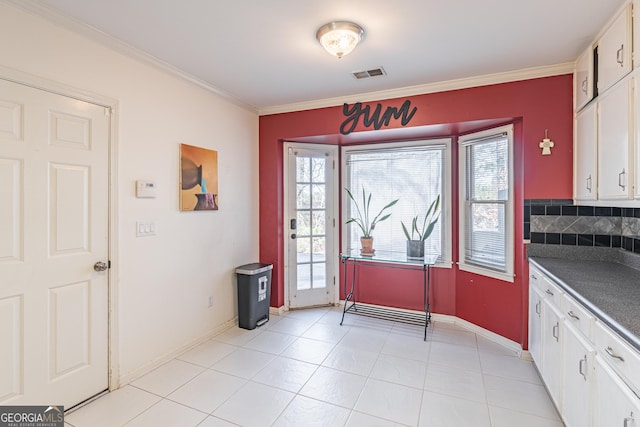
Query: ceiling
22 0 627 113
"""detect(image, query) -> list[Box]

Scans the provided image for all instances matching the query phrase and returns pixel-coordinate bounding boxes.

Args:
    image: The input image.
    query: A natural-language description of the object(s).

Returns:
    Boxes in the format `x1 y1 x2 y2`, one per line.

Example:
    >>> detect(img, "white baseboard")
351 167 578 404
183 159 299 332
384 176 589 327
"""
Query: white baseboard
269 306 287 316
520 350 533 361
117 316 237 387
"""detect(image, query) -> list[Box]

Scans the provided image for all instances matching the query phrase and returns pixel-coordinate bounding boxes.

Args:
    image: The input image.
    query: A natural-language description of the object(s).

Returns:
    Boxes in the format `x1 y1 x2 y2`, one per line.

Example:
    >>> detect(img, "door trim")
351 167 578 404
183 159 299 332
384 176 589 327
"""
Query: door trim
282 142 339 310
0 65 121 391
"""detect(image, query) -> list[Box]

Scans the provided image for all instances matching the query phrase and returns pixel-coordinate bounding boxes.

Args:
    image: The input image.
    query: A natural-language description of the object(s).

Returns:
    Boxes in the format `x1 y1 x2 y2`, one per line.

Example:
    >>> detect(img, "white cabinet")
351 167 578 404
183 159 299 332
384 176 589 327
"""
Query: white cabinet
529 282 544 368
635 71 640 199
574 103 598 201
529 260 640 426
542 298 564 410
594 355 640 427
562 322 594 427
575 47 594 110
597 77 633 200
598 5 633 93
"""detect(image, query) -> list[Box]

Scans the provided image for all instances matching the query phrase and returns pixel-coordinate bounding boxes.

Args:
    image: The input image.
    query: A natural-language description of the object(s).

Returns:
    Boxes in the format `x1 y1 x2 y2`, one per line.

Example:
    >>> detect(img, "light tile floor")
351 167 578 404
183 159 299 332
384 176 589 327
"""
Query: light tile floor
65 307 564 427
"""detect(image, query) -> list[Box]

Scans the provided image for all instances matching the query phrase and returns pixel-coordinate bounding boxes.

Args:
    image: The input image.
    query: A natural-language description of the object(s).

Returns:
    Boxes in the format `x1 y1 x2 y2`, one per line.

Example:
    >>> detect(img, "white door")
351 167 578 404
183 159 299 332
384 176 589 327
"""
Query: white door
0 78 109 408
285 143 338 308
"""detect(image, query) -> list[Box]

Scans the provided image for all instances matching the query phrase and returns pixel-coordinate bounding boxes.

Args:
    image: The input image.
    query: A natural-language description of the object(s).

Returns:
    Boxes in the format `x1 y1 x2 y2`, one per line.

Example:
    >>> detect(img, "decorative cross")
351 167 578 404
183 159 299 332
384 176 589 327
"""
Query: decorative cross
539 129 554 155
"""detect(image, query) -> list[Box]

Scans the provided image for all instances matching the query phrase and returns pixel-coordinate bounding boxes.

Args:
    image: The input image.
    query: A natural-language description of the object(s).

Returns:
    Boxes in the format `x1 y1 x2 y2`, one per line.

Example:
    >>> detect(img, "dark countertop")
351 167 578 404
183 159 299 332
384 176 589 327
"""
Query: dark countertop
528 245 640 351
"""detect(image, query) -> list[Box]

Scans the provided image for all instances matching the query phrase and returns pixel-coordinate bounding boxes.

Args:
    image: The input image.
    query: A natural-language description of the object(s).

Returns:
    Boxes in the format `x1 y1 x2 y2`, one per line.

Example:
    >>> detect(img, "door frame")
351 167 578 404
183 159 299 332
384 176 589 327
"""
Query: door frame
0 65 121 391
282 142 340 310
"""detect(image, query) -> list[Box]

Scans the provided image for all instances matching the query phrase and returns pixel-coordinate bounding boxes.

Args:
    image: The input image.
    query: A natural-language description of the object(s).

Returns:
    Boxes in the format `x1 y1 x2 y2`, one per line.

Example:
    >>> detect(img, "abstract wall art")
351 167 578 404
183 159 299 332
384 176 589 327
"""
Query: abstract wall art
180 143 219 211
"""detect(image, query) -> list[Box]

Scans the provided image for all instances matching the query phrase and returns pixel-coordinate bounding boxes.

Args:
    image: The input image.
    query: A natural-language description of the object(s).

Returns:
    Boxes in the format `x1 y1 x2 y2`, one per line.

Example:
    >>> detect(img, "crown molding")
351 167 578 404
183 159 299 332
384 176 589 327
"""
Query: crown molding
258 62 574 116
6 0 574 119
4 0 258 114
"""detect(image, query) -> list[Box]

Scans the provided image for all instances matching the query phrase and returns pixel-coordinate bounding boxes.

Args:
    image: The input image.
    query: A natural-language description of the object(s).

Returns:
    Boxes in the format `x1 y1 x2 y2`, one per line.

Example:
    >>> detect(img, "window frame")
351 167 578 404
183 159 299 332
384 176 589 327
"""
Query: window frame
458 124 514 282
341 138 453 268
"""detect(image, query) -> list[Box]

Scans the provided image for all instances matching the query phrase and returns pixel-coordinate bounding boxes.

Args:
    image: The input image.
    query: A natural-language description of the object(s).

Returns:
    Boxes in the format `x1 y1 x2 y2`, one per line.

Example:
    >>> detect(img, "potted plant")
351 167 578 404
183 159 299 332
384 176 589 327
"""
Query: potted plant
401 195 441 259
345 187 398 256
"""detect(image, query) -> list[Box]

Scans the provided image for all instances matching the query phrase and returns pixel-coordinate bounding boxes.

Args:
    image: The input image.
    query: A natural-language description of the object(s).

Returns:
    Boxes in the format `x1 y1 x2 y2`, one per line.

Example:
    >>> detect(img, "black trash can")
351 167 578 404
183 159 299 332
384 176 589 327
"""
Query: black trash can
235 263 273 330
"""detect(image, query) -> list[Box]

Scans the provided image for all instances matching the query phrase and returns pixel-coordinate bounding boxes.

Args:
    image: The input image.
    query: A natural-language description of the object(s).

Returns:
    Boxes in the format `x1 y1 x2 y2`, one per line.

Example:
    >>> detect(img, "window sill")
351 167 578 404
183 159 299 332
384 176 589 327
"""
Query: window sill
458 262 514 283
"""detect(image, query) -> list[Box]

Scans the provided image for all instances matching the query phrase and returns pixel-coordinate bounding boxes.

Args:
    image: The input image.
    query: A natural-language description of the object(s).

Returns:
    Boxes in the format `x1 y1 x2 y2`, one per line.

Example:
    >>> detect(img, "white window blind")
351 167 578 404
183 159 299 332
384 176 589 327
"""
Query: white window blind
459 126 514 281
344 142 448 260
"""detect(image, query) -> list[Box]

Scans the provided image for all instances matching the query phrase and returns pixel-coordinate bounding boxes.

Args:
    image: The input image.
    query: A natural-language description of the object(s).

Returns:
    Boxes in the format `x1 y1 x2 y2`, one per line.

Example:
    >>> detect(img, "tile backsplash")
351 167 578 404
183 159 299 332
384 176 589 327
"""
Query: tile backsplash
524 199 640 254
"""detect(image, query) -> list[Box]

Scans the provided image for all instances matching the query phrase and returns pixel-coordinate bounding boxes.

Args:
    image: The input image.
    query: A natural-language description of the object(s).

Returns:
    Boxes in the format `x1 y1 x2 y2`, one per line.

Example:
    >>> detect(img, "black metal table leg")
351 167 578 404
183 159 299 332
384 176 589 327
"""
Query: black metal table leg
340 257 357 325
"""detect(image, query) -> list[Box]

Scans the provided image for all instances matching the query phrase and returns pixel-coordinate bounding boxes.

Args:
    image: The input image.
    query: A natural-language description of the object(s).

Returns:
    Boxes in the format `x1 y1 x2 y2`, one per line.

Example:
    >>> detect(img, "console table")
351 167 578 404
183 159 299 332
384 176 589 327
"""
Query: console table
339 250 438 340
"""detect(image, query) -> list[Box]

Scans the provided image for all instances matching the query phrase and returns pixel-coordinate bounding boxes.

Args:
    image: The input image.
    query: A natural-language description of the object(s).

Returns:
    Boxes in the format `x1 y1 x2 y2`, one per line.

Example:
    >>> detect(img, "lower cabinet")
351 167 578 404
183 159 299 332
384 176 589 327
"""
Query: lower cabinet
562 322 594 427
542 298 563 410
529 261 640 426
528 284 544 368
593 355 640 427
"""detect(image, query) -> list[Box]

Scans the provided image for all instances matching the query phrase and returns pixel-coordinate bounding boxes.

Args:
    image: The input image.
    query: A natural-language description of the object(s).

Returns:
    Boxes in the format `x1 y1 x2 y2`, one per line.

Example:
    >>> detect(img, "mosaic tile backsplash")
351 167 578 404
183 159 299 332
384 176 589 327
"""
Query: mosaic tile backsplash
525 199 640 254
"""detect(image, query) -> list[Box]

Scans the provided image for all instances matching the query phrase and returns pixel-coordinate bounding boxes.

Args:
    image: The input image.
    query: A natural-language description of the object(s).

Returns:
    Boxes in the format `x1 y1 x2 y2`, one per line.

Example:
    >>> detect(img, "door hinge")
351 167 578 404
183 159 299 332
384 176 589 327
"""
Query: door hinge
333 218 335 227
333 276 336 285
108 260 112 269
333 159 335 169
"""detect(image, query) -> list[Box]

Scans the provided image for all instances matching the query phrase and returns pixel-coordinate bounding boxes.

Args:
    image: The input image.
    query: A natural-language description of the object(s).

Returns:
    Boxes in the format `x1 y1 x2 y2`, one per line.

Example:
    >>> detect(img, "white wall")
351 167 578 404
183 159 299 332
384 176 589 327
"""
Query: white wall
0 3 259 384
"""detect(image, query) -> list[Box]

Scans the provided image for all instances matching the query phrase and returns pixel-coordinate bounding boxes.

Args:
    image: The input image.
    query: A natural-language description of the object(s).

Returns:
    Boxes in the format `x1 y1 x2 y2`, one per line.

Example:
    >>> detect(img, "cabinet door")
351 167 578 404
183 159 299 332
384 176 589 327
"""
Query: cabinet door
542 299 563 410
575 47 594 110
529 283 544 369
598 5 632 93
562 323 594 427
574 103 597 201
598 78 632 200
635 73 640 199
594 355 640 427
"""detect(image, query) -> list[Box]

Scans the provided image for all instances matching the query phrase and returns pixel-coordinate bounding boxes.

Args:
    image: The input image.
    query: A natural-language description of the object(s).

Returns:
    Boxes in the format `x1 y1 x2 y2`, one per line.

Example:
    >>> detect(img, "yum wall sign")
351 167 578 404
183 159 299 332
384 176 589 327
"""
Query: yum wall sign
340 100 417 135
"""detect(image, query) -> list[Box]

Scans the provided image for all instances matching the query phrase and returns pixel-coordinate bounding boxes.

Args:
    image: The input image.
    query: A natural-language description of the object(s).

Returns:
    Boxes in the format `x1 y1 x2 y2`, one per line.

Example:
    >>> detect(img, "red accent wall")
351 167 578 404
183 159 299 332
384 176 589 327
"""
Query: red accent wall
259 75 573 348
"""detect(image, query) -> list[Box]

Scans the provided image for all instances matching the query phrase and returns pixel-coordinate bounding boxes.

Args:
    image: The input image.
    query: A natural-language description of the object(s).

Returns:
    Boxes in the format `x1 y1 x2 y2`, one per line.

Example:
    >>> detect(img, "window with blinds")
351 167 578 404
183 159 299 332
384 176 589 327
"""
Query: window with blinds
459 125 514 282
342 139 451 263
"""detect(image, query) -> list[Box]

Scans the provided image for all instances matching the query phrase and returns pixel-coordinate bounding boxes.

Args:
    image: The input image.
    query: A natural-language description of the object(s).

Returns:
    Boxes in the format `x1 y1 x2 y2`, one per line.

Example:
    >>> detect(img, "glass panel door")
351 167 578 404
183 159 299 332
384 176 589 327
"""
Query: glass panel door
286 144 337 308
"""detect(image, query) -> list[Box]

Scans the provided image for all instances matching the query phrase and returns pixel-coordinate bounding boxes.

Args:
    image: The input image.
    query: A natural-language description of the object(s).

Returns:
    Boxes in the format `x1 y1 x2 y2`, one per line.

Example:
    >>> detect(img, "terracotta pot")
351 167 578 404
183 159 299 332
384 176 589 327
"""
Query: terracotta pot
360 237 374 256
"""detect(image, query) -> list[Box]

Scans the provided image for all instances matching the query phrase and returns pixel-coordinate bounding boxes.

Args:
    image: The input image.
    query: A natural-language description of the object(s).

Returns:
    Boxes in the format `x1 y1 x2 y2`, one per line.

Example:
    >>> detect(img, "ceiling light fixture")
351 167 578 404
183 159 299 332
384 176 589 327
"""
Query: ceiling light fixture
316 21 364 59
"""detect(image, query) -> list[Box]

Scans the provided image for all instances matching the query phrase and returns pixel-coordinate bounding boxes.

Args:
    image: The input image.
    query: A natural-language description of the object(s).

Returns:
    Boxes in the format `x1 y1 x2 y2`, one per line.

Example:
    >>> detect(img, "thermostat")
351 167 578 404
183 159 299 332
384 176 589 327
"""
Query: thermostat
136 180 157 198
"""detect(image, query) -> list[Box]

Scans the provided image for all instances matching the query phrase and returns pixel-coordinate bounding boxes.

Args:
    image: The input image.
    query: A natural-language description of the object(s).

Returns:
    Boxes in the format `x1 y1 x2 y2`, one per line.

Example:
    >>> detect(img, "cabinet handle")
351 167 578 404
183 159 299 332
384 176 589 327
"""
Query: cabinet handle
552 322 559 341
582 78 588 95
619 169 626 191
546 289 554 296
617 44 624 67
605 346 625 362
535 301 541 316
579 355 588 380
624 415 634 427
586 174 592 192
568 311 580 321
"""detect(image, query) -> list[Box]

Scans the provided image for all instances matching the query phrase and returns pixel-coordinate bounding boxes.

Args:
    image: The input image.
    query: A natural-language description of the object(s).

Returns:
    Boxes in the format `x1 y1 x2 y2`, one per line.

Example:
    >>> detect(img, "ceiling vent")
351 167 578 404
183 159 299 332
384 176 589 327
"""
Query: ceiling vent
352 67 386 80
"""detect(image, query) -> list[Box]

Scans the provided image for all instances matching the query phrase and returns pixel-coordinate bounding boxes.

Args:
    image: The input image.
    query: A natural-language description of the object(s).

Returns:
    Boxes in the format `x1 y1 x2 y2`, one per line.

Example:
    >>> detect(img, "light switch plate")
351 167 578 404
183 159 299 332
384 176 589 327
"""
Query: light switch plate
136 220 157 237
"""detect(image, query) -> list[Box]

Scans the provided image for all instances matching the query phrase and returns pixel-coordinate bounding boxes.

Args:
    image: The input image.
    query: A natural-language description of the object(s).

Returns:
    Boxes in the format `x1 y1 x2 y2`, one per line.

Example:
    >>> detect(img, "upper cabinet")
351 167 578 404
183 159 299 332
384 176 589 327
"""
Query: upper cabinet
597 78 633 200
574 103 597 201
573 1 638 206
575 47 594 110
597 5 633 93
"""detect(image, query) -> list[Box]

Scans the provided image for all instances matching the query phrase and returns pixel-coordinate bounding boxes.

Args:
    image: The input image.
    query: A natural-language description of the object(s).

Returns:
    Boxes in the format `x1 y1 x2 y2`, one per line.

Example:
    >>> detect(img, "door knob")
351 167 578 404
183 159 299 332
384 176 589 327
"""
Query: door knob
291 233 297 239
94 261 108 272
